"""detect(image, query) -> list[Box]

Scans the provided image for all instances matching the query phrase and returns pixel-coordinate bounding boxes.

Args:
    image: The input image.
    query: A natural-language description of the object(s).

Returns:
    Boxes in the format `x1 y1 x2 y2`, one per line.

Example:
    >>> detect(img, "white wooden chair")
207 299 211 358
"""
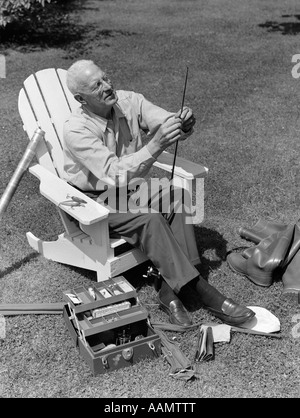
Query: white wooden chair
18 68 208 282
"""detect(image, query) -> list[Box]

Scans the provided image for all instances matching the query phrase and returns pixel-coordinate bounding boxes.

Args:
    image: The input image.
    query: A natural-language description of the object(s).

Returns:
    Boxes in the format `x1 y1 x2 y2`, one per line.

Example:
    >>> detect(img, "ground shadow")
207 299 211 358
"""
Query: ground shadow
259 14 300 35
0 252 40 280
66 256 152 288
0 0 136 57
178 225 228 311
194 225 228 279
122 226 229 294
67 225 228 289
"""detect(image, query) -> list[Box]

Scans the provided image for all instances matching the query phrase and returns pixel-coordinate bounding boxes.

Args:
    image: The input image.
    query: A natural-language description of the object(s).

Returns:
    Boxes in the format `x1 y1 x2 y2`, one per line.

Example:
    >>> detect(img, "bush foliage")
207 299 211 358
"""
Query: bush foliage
0 0 52 27
0 0 80 50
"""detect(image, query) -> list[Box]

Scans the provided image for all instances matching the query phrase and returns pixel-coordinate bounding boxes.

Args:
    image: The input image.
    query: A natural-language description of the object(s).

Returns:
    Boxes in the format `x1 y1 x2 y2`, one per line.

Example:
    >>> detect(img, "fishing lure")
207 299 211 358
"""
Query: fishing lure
58 194 87 209
88 286 97 300
66 194 87 204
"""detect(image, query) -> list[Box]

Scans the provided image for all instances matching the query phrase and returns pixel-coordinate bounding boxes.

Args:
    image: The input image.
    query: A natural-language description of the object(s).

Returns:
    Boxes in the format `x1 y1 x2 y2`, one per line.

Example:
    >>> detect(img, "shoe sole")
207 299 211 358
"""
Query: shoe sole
223 310 256 327
227 256 272 287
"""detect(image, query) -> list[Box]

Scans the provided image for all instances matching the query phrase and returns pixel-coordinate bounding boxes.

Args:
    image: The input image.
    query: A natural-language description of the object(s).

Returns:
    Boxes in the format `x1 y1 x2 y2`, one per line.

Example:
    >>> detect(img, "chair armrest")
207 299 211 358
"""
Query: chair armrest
153 151 208 180
29 164 109 225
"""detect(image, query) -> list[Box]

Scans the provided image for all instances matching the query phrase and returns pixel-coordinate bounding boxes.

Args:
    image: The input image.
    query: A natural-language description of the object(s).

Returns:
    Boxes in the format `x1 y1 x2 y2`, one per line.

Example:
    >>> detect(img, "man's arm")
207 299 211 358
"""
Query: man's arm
134 93 196 159
63 124 156 188
146 116 186 159
63 92 196 189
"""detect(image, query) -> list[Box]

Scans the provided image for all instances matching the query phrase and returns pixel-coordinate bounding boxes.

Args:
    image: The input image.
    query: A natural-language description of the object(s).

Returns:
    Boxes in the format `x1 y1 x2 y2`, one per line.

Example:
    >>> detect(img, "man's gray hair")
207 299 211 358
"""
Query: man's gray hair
66 59 96 95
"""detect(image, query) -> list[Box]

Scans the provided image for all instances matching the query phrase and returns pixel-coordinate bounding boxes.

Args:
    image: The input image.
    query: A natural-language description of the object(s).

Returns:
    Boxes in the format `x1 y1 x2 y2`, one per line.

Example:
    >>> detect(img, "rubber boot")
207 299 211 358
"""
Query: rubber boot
227 224 298 287
281 226 300 300
238 218 288 244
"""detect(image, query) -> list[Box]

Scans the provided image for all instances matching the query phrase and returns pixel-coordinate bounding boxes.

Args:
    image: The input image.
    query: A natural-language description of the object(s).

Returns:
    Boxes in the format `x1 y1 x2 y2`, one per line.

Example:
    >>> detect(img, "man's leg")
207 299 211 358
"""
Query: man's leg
167 208 200 267
108 209 197 326
148 185 256 326
108 210 199 293
147 181 200 269
106 187 256 327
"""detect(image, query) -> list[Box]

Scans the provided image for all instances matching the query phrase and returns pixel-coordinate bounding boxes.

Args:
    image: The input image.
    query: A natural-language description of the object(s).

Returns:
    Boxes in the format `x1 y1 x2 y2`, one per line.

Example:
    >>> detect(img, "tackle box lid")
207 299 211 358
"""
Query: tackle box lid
63 276 137 314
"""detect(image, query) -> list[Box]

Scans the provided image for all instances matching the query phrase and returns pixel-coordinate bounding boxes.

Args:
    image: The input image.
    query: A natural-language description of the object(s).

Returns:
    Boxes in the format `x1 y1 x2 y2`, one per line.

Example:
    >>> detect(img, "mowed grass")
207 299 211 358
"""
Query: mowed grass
0 0 300 398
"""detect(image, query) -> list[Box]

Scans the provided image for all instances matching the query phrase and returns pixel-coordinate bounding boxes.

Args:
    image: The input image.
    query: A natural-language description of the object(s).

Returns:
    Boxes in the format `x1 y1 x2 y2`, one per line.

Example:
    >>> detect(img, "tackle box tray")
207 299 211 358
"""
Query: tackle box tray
62 276 137 314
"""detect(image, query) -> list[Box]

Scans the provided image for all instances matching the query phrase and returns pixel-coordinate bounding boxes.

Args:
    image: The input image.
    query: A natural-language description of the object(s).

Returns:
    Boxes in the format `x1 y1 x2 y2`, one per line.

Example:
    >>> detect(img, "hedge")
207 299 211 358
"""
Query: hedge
0 0 52 27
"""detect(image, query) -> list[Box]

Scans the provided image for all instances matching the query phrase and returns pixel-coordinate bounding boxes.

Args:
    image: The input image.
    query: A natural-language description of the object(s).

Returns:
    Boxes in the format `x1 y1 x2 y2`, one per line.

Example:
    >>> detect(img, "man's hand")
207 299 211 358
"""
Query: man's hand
176 106 196 133
147 116 185 158
147 107 196 159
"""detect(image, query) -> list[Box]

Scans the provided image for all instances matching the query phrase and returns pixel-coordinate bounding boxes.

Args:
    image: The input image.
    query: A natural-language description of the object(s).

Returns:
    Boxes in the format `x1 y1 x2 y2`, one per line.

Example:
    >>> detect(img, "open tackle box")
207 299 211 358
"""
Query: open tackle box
63 276 161 375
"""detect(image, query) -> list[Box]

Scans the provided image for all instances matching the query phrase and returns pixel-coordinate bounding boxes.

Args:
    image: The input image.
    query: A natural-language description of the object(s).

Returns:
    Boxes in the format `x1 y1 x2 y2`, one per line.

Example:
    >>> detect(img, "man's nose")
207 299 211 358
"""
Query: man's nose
102 80 112 90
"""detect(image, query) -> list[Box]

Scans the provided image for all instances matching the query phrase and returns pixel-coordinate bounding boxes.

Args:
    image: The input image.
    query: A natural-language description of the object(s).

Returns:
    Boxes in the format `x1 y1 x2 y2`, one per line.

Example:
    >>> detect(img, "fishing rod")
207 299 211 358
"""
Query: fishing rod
165 66 189 224
0 128 45 220
170 65 189 181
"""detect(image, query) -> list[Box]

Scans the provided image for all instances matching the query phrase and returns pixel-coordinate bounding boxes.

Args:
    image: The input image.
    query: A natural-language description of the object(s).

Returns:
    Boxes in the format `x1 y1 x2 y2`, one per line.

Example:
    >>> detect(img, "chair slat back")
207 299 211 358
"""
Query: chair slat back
57 69 79 113
18 68 80 177
18 88 54 173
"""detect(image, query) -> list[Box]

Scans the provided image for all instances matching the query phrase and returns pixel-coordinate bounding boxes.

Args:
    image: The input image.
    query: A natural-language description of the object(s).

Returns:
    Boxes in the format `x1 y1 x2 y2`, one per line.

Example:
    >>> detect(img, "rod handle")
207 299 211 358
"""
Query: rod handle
0 128 45 218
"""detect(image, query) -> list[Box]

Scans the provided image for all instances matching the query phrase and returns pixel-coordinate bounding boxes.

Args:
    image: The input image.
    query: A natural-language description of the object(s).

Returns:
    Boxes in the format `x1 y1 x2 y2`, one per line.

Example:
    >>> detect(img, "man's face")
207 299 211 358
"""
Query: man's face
77 65 118 113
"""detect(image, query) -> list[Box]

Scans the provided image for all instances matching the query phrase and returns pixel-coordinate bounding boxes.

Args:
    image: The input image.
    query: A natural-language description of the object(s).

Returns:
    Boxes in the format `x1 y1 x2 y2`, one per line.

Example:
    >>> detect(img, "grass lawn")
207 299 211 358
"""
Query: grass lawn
0 0 300 398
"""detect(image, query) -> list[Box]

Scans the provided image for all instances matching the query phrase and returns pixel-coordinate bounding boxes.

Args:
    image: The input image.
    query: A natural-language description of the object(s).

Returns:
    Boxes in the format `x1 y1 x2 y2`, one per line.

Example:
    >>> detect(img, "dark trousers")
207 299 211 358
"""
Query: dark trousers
101 185 200 293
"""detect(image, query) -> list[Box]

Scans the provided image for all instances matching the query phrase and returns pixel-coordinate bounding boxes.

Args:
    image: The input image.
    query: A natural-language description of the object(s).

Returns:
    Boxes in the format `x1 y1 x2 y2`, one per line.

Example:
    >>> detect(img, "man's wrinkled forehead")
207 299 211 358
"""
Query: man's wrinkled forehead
79 64 104 88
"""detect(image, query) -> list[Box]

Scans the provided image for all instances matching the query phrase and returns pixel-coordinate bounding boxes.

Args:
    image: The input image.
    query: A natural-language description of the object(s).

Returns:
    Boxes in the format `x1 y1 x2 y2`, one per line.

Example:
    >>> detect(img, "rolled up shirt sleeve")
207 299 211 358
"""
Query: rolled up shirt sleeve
126 91 175 136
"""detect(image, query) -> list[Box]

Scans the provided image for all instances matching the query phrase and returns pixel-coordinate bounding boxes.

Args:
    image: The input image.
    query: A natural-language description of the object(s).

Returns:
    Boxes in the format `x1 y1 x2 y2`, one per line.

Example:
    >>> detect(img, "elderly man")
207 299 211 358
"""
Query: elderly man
63 59 255 327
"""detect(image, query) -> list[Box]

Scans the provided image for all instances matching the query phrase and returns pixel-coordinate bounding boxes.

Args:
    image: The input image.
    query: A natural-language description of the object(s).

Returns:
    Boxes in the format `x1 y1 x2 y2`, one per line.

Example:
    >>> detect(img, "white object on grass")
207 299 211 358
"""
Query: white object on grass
242 306 280 333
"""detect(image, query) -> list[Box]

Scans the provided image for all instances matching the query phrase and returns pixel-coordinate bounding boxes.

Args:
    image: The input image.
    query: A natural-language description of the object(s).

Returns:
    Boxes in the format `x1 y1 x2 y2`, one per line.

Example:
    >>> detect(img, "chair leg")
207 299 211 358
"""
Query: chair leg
26 231 147 282
26 231 110 275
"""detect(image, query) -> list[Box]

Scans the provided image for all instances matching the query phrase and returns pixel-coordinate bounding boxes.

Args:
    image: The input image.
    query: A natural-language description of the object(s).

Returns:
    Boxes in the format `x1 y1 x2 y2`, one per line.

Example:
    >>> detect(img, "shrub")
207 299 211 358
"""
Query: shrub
0 0 52 27
0 0 82 51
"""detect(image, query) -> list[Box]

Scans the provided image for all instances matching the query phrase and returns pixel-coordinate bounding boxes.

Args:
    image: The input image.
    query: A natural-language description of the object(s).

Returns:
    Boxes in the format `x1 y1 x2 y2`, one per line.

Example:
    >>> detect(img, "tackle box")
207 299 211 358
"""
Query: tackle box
63 276 161 375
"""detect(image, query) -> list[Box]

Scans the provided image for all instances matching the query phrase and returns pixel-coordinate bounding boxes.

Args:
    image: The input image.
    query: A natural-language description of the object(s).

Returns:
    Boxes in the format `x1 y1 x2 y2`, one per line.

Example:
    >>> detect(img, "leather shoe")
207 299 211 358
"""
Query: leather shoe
158 295 193 327
204 298 255 326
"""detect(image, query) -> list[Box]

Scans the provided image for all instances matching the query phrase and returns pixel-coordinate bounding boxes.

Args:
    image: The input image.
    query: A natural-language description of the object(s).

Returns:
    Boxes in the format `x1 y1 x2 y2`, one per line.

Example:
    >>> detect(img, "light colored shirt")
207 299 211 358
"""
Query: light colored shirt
63 90 173 191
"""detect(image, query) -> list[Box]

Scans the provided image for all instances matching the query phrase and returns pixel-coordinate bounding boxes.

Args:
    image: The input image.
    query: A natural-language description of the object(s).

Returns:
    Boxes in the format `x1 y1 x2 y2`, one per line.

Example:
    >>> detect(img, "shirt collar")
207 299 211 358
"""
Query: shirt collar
82 99 125 131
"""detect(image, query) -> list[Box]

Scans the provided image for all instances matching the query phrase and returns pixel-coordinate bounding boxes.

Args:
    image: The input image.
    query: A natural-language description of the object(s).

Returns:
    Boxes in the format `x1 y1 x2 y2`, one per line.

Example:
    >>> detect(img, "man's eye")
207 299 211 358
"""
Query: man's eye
96 81 102 87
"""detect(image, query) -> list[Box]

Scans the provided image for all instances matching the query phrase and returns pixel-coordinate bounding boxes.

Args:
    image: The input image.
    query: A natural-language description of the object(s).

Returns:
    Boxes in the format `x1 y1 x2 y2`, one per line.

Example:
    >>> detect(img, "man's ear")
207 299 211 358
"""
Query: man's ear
74 94 86 104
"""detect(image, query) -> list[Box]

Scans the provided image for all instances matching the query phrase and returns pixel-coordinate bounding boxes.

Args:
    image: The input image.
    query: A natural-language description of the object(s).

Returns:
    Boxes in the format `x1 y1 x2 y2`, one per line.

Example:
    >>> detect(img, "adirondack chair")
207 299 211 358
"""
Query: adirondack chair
18 68 208 282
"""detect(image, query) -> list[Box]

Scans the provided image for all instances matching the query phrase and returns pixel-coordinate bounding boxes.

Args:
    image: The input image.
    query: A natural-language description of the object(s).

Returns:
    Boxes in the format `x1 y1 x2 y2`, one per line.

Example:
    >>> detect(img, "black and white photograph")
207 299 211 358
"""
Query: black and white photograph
0 0 299 400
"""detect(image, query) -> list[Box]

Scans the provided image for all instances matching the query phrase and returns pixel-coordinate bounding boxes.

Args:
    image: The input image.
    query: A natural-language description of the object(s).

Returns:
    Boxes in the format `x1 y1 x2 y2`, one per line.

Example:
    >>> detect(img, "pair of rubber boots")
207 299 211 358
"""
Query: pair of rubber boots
227 219 300 296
